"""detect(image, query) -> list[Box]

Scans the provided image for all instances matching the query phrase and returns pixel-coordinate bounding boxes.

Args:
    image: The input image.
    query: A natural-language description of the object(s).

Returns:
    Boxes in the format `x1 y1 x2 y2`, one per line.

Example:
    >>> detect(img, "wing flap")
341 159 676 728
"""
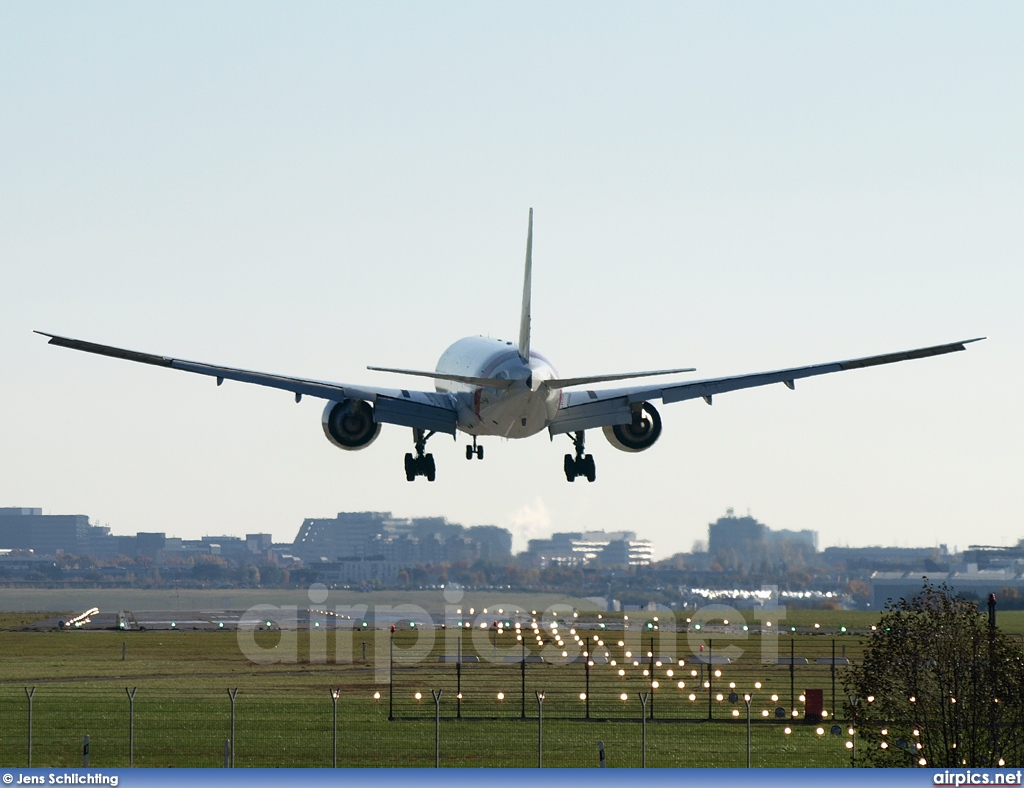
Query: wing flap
374 395 458 435
548 395 633 436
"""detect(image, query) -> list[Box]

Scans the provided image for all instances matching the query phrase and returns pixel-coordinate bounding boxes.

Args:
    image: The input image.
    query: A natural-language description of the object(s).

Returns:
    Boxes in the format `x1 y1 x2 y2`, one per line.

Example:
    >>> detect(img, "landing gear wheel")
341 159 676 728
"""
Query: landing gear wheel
563 431 596 482
467 438 484 461
406 429 439 481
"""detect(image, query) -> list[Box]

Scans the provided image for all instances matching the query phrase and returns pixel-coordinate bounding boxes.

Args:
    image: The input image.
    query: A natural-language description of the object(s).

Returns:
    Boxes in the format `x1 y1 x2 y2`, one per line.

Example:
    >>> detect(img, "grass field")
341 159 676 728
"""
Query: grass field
4 604 1023 767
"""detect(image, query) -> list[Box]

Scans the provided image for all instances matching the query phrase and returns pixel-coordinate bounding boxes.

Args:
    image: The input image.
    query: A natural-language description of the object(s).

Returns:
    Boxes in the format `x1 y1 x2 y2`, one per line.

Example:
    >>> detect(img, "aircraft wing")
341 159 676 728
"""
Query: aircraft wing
35 332 459 435
548 338 984 435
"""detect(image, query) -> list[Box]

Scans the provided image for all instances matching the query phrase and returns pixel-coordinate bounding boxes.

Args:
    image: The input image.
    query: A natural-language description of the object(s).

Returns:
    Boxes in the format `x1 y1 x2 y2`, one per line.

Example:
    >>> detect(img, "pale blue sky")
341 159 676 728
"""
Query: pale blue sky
2 3 1020 556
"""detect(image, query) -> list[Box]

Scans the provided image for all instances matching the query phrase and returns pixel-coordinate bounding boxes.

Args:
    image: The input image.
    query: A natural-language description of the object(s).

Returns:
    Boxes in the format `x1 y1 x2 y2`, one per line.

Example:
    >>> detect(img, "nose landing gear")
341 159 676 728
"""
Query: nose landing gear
465 436 484 460
405 428 437 481
564 431 596 482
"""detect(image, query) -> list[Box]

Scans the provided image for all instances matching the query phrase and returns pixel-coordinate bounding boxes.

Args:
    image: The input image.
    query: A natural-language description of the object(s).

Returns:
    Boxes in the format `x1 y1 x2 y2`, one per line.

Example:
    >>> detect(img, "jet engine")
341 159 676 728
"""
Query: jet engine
602 402 662 453
322 399 381 450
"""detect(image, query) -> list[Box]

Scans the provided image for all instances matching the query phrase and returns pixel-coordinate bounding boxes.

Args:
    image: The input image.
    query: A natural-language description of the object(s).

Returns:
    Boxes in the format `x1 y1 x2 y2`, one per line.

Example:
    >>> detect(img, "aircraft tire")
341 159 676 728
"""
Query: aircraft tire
564 454 576 482
425 454 436 482
584 454 596 483
404 453 416 482
476 445 484 460
466 445 473 460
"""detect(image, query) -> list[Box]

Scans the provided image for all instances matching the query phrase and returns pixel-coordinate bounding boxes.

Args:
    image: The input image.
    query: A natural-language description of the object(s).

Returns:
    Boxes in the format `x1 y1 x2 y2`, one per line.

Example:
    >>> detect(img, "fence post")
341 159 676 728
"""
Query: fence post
598 739 606 767
831 639 837 718
227 688 238 767
457 634 463 720
649 639 655 720
790 637 796 715
126 687 137 767
432 689 443 768
330 688 340 767
83 734 90 767
744 694 752 767
25 686 35 767
389 626 395 721
520 637 526 720
584 650 590 719
707 638 714 721
638 692 648 768
535 691 545 767
223 739 230 768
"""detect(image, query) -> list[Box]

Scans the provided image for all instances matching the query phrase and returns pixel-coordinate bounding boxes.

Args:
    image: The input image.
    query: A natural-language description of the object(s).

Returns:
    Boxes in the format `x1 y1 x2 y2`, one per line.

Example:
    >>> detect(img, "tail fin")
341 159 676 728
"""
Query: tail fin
518 208 533 362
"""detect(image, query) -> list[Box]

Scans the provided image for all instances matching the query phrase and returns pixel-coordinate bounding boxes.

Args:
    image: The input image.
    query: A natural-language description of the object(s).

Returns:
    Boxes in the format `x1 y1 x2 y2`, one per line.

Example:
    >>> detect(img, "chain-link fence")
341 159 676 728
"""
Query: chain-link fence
0 636 866 768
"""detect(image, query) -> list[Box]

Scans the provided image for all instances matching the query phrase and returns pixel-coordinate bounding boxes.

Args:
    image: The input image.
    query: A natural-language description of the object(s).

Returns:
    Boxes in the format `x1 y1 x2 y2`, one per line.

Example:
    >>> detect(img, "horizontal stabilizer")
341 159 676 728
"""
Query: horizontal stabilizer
546 367 695 389
368 365 514 389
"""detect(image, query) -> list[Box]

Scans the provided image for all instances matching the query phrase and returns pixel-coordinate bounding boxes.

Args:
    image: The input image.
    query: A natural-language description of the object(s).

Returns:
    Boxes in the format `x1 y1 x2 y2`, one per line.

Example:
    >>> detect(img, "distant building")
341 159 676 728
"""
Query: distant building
290 511 512 567
315 558 399 585
870 568 1024 609
706 508 817 571
522 530 653 567
820 545 948 573
0 507 111 557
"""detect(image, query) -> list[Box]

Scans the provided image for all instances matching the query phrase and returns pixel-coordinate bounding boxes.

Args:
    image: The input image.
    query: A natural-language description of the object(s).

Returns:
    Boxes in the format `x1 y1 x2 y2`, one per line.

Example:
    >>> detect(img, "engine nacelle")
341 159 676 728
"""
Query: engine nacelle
322 399 381 451
603 402 662 453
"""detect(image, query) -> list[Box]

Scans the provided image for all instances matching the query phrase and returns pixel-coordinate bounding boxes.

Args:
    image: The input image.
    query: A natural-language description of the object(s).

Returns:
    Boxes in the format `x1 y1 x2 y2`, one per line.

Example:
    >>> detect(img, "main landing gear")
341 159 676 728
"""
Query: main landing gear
405 428 436 482
465 436 484 461
564 431 596 483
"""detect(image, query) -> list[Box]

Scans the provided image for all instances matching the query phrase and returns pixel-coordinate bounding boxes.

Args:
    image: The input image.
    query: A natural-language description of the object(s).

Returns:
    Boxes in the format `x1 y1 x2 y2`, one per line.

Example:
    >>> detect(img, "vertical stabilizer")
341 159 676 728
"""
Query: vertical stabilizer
518 208 533 362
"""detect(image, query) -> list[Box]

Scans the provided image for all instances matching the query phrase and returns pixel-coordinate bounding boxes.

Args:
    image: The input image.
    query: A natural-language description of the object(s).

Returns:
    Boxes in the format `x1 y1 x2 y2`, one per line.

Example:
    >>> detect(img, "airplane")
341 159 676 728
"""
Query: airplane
37 209 983 483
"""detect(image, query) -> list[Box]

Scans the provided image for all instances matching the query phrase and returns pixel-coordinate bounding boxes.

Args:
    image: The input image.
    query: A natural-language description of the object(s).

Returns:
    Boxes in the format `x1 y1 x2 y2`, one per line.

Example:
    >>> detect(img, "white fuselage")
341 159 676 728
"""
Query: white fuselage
434 336 561 438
